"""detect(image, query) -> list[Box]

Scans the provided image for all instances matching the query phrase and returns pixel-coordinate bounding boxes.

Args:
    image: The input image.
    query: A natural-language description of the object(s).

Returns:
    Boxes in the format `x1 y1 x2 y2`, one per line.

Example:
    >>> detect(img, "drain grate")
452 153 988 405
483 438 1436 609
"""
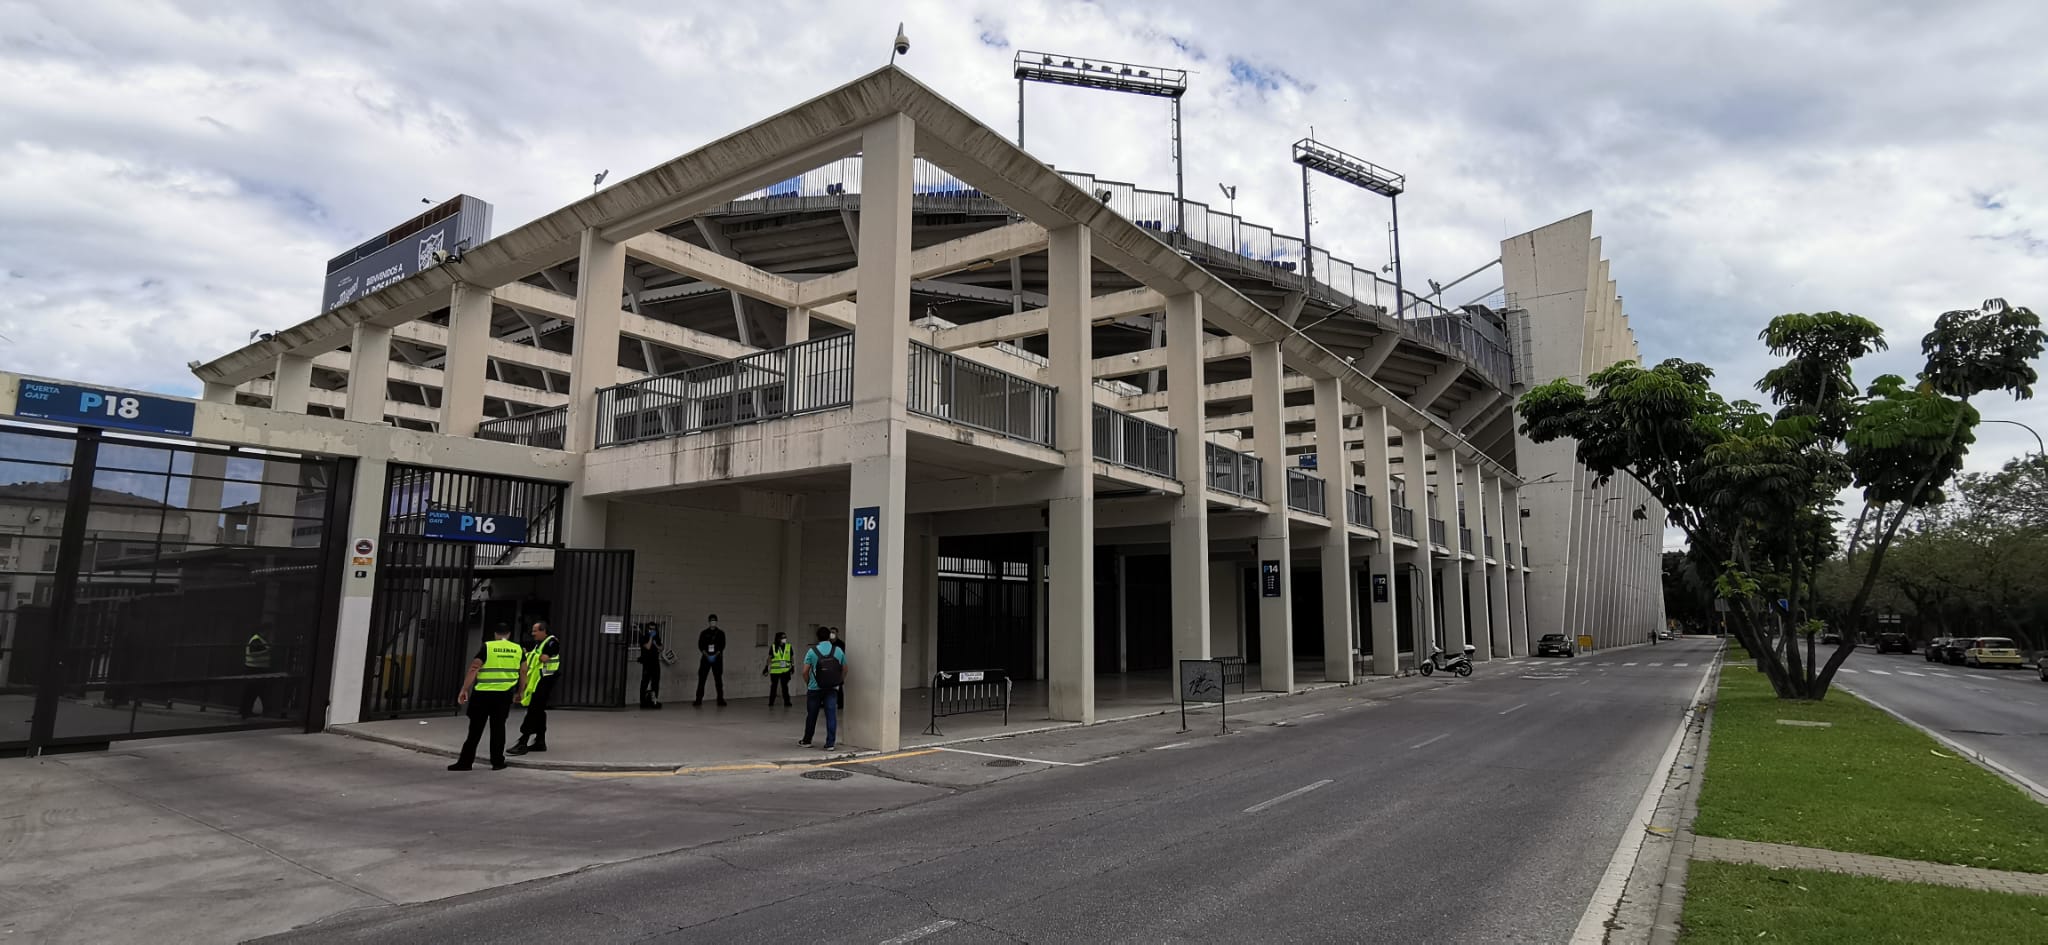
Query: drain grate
984 759 1024 768
802 769 853 781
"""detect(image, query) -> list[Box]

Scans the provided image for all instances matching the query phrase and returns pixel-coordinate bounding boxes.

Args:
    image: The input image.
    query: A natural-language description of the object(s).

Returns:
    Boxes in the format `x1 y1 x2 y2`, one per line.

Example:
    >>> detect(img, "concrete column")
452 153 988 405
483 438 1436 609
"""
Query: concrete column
1360 406 1400 675
1508 486 1531 654
1046 224 1096 723
1463 460 1493 661
1401 428 1436 664
201 381 238 404
1166 293 1211 685
326 455 388 727
1313 376 1354 683
1487 475 1513 657
1250 341 1293 693
440 282 493 436
272 353 314 414
1434 444 1467 654
785 306 811 345
840 113 915 751
345 322 392 425
564 227 626 547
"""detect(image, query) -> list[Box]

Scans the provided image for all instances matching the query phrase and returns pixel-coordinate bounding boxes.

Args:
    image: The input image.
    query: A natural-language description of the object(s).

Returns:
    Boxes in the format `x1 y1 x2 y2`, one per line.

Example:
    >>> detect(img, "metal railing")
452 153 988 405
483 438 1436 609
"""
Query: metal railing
1390 502 1415 538
475 405 566 449
1429 518 1448 547
1286 468 1325 516
908 342 1055 447
1093 404 1177 479
1485 535 1496 558
594 335 853 448
1205 442 1264 500
1459 526 1473 551
1506 541 1515 565
1523 545 1530 567
1346 488 1374 528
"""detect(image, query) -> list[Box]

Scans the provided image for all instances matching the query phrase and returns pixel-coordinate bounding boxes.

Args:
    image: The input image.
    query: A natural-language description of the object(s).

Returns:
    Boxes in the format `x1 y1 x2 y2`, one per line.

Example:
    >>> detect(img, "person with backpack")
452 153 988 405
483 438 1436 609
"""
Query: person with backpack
798 626 847 750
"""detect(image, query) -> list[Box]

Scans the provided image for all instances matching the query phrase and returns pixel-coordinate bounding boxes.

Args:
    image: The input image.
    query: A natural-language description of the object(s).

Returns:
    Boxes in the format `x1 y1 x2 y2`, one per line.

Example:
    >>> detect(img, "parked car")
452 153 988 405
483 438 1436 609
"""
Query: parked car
1658 629 1675 640
1536 633 1577 658
1820 631 1843 645
1941 638 1970 665
1963 637 2024 669
1875 632 1913 654
1925 637 1950 662
2039 659 2047 682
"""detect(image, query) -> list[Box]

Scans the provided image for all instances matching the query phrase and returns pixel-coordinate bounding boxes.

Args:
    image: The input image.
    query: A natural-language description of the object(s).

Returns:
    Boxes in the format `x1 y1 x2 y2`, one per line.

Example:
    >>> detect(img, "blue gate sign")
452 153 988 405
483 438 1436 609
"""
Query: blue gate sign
1260 560 1283 598
13 380 197 436
851 506 881 576
423 510 529 544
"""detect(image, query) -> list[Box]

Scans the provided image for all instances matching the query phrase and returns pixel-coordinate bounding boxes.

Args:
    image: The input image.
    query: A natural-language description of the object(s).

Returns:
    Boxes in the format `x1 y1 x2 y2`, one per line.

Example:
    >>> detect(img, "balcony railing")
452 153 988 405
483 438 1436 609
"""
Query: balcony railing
1506 541 1514 565
1346 488 1374 528
1429 518 1448 547
1523 545 1530 567
1093 404 1176 479
1205 442 1264 500
476 405 567 450
1390 502 1415 538
1485 535 1496 558
908 342 1055 447
1459 526 1473 551
595 335 853 448
1286 468 1325 516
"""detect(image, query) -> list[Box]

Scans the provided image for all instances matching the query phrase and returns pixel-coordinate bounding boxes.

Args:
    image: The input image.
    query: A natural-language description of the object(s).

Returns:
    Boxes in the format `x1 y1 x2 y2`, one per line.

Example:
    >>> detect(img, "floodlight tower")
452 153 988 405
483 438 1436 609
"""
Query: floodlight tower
1014 51 1191 236
1292 137 1408 318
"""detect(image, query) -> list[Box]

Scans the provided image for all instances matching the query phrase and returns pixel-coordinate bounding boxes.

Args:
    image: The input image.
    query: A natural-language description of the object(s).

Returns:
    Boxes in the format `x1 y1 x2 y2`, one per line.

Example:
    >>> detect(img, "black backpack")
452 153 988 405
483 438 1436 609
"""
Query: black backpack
812 643 844 689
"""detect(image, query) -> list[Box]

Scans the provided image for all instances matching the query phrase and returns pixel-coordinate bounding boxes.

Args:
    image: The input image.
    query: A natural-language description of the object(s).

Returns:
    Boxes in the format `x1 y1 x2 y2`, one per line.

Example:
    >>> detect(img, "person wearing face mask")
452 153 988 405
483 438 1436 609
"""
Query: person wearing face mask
761 631 794 708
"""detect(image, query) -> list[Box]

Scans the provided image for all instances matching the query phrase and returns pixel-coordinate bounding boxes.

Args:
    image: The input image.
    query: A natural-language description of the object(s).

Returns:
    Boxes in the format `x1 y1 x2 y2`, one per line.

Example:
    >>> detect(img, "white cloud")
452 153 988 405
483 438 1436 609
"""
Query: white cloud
1 0 2042 467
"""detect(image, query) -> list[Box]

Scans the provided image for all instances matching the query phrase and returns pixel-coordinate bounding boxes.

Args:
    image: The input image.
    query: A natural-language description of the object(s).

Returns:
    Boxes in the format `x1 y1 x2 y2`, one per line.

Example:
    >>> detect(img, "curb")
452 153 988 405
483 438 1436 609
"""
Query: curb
1649 668 1717 944
1839 685 2048 805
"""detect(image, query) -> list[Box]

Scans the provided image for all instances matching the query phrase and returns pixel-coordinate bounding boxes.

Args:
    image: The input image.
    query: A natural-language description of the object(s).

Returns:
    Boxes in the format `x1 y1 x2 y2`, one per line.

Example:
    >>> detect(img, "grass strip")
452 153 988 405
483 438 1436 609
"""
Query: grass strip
1694 663 2048 873
1681 860 2048 943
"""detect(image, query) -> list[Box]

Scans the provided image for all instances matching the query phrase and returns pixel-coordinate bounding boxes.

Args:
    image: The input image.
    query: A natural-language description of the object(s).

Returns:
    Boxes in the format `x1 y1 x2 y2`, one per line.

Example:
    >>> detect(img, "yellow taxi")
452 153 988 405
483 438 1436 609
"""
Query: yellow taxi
1962 637 2024 669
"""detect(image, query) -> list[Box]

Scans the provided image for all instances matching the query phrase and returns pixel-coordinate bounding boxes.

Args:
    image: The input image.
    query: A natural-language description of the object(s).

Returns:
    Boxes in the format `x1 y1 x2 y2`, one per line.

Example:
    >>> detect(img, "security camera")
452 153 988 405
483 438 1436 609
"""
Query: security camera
430 248 451 265
893 23 909 57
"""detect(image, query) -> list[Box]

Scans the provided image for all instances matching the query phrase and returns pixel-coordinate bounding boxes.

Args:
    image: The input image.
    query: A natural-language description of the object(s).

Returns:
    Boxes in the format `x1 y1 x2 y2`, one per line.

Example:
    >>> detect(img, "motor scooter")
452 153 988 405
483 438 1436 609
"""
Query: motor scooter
1418 643 1476 677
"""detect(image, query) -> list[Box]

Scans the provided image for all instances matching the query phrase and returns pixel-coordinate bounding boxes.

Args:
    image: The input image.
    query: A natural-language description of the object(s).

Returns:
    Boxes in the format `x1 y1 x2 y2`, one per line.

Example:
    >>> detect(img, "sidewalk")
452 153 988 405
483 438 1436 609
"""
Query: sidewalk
333 666 1360 771
1691 835 2048 897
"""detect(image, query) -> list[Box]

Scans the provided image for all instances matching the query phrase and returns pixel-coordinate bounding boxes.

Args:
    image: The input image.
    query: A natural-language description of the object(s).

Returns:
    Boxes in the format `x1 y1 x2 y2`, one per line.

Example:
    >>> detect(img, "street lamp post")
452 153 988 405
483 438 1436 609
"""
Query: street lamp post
1981 418 2044 456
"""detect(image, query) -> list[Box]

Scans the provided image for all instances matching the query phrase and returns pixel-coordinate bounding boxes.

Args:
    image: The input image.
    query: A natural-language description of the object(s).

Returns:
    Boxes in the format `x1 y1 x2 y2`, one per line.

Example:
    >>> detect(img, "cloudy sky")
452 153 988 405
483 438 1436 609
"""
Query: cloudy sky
3 0 2044 468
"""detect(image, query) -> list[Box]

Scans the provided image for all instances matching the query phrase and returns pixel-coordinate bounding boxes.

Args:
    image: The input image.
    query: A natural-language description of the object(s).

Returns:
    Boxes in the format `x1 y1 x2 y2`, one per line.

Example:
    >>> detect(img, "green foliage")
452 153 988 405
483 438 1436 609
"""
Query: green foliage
1756 311 1887 440
1844 376 1977 507
1920 299 2045 401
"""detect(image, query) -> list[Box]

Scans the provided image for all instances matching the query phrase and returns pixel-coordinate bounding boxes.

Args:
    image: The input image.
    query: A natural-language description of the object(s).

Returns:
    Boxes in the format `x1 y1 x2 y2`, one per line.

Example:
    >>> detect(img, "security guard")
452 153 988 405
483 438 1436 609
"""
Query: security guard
450 623 528 771
238 627 273 719
510 621 561 755
761 631 794 707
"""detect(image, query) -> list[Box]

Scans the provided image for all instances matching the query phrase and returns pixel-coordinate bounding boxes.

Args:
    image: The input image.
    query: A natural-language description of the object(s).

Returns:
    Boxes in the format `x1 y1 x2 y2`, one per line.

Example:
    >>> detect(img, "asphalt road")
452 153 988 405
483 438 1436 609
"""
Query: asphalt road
1832 648 2048 791
266 638 1718 945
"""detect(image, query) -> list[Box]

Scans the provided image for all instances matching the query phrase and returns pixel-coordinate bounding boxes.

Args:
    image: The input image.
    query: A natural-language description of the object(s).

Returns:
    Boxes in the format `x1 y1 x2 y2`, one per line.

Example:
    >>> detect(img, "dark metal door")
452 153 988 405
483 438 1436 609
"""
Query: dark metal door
363 537 476 719
548 549 634 708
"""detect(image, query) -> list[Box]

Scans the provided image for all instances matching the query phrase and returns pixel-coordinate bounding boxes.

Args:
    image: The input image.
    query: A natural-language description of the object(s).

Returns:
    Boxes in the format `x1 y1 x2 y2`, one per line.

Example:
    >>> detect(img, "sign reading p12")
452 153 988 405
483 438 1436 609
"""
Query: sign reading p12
13 380 196 437
851 506 881 576
423 510 529 544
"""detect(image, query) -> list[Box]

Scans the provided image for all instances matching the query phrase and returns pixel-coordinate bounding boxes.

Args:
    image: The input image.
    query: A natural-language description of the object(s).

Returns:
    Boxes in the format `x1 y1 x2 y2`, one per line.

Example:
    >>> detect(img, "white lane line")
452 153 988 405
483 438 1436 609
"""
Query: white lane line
937 747 1087 767
1866 669 1892 676
1410 733 1449 750
1151 741 1193 751
1244 779 1334 814
1500 702 1530 715
1648 662 1664 667
1838 668 1859 674
1969 674 1995 680
1900 671 1925 677
1675 662 1690 667
1624 662 1639 667
881 919 959 944
1298 712 1326 720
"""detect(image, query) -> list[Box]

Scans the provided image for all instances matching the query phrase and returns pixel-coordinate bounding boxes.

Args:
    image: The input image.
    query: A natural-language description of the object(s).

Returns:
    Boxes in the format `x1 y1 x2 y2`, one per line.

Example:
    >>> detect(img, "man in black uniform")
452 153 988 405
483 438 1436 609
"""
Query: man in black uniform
695 613 727 707
638 621 664 709
509 621 560 756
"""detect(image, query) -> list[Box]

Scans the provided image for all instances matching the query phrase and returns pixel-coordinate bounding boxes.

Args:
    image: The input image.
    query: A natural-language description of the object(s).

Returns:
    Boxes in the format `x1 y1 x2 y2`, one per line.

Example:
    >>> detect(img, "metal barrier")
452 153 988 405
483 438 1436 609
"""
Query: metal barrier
1093 404 1177 478
475 405 568 449
1219 656 1248 693
1205 442 1264 499
1429 518 1448 547
924 668 1012 736
594 335 853 447
1286 468 1325 515
1390 502 1415 538
908 343 1055 447
1346 488 1374 528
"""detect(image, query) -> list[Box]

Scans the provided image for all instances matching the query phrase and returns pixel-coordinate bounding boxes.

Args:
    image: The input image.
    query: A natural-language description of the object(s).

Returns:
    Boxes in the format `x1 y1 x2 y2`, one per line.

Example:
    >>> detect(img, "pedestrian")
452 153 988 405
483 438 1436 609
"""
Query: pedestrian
509 621 560 756
638 621 664 709
695 613 727 707
450 623 527 772
829 626 845 711
799 626 847 750
239 623 274 719
762 631 794 707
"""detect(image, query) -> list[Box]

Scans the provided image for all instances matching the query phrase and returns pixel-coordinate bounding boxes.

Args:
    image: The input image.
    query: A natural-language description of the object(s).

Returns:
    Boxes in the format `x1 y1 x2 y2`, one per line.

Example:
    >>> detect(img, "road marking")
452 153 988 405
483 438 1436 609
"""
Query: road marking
1838 668 1858 674
1298 712 1326 720
1244 779 1334 814
1648 662 1663 667
1500 702 1530 715
938 747 1087 767
1900 671 1925 677
1969 674 1995 680
1866 669 1892 676
1624 662 1638 667
1152 741 1193 750
1675 662 1690 667
881 919 959 944
1410 733 1449 750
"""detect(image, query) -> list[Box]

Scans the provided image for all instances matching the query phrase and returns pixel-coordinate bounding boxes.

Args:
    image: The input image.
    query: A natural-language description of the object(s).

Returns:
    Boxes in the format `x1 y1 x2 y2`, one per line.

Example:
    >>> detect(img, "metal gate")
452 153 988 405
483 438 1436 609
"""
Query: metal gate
363 537 475 718
548 549 634 708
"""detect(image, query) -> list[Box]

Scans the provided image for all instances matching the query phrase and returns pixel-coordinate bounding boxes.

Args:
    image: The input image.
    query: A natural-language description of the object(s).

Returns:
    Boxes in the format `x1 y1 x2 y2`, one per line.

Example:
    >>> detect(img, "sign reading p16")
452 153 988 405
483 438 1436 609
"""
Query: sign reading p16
12 380 196 436
423 509 529 544
851 506 881 577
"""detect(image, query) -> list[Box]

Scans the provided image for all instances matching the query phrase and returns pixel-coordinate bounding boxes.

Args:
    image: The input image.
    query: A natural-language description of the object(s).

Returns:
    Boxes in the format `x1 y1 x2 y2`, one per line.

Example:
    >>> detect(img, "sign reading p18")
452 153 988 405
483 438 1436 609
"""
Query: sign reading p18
12 380 197 436
423 509 529 544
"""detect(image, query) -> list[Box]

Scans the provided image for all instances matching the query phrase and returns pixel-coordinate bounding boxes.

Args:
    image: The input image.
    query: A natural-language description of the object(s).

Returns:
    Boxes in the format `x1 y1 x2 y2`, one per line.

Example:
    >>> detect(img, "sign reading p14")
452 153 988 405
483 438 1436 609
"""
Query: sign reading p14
13 380 196 436
424 510 529 544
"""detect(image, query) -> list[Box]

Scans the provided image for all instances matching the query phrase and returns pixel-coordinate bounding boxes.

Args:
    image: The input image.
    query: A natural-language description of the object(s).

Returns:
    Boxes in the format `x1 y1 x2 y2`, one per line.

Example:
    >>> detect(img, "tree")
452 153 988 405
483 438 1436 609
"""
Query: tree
1518 300 2043 700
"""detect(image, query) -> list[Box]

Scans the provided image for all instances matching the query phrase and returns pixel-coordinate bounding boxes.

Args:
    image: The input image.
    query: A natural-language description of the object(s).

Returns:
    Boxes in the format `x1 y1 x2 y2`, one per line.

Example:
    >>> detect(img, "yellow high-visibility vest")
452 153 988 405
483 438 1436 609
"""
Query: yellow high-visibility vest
768 643 792 674
476 639 524 691
534 636 560 676
244 633 272 670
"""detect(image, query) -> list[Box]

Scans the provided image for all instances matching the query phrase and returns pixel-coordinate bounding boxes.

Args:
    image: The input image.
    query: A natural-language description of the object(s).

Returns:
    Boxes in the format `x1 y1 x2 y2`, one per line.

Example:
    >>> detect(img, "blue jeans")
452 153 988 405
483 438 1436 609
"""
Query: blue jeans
803 688 838 746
